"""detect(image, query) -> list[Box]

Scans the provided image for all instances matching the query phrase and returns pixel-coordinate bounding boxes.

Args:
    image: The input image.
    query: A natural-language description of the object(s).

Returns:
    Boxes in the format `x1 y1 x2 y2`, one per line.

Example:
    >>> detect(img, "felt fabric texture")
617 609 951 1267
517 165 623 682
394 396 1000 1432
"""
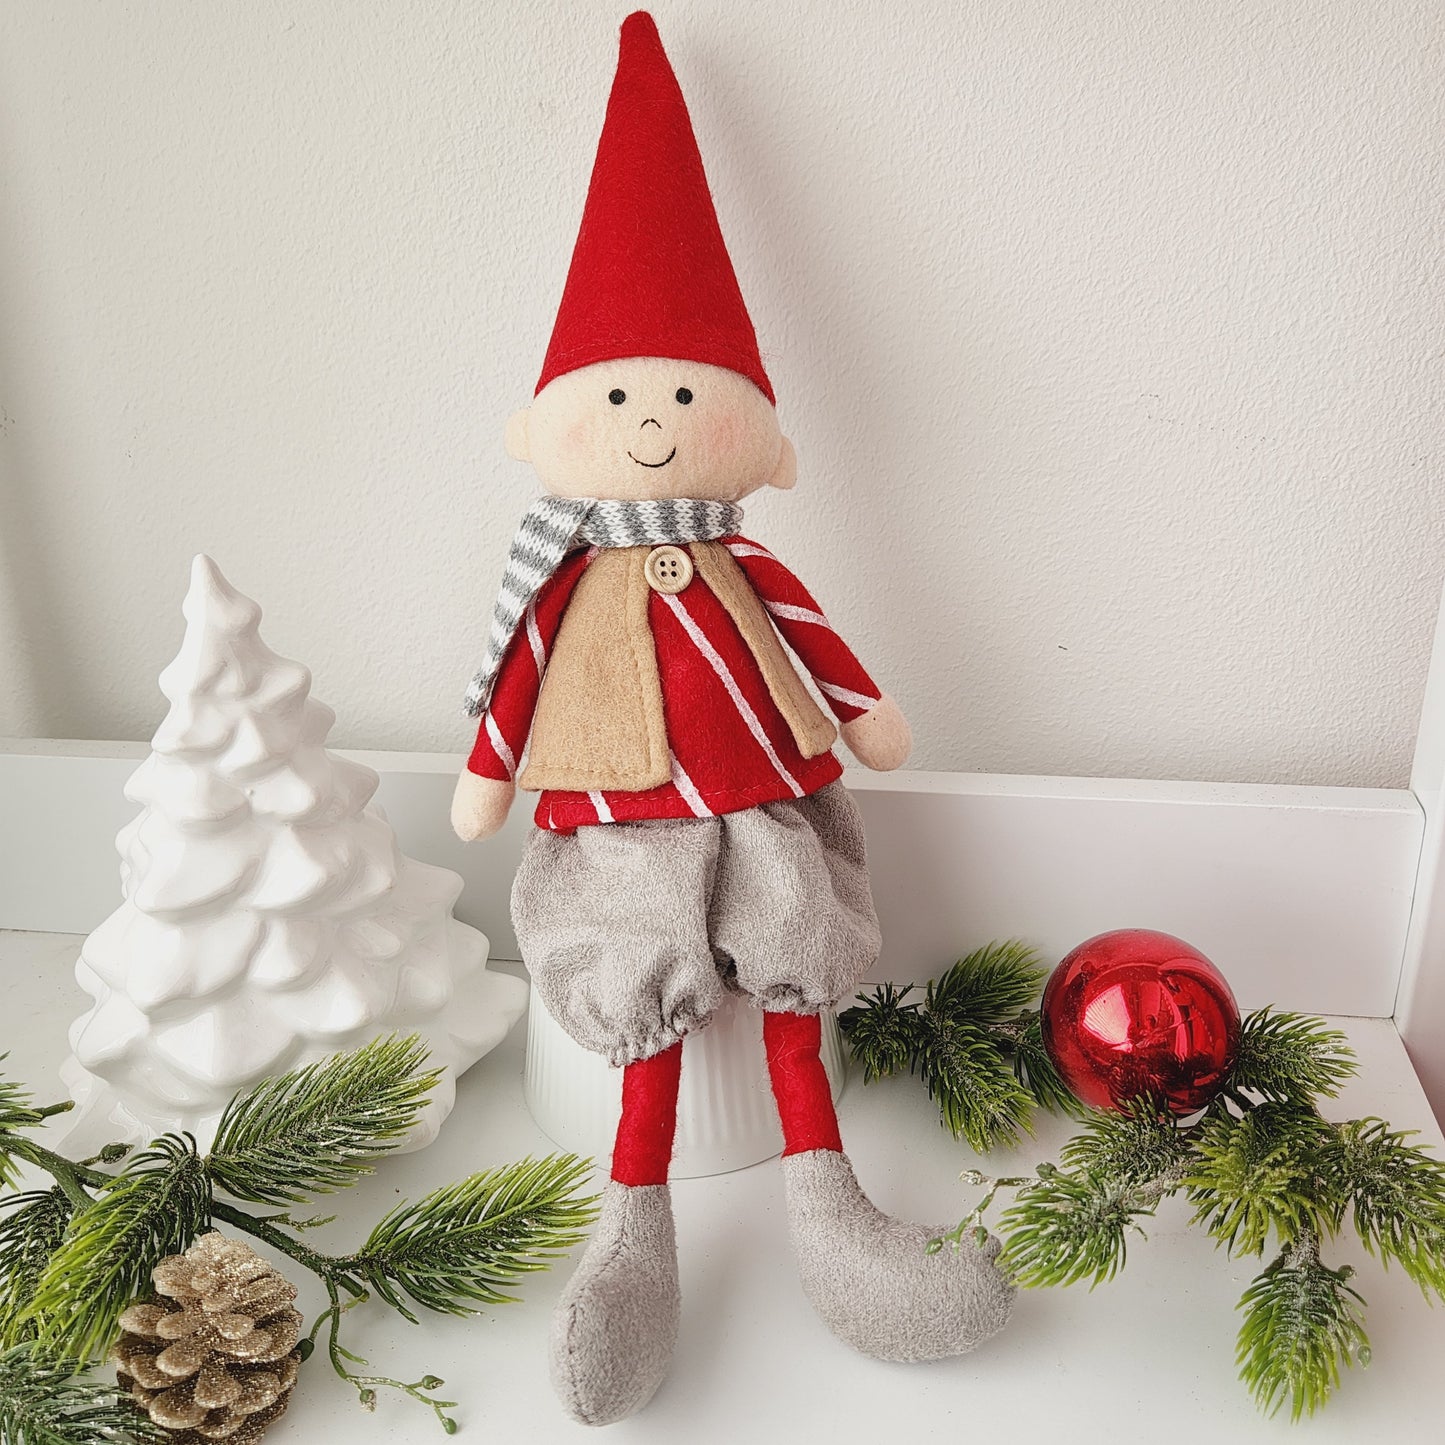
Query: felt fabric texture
450 769 515 842
464 496 742 717
550 1180 680 1426
688 542 838 759
511 781 881 1064
838 690 912 771
520 547 672 793
763 1010 845 1156
612 1041 683 1186
520 542 836 793
781 1149 1016 1362
535 14 774 403
469 538 881 830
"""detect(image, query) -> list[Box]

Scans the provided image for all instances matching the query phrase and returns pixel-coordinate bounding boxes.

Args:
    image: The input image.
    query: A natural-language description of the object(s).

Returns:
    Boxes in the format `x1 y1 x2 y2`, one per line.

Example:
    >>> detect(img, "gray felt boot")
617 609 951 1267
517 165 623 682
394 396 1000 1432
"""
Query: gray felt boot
781 1148 1015 1360
549 1180 680 1426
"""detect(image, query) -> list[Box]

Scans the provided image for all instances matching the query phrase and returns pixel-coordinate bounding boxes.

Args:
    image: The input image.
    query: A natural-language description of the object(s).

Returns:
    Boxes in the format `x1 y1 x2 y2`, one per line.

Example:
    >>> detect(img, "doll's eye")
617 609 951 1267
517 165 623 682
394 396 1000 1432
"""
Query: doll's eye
675 387 693 405
608 389 626 405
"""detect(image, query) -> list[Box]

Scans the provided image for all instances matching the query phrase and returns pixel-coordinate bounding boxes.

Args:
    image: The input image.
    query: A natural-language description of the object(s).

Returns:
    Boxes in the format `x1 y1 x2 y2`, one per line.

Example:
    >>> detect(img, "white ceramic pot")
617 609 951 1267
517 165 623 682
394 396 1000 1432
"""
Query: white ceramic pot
523 989 847 1178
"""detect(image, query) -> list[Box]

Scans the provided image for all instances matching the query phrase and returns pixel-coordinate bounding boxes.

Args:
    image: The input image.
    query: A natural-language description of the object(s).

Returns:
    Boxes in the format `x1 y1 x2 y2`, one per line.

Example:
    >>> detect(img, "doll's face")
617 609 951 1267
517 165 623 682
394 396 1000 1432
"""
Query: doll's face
506 357 796 501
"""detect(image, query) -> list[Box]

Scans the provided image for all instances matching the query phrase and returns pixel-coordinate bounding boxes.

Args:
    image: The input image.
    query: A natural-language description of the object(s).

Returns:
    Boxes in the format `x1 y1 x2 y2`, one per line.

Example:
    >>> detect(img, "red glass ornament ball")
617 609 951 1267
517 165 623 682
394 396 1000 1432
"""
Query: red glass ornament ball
1040 929 1241 1114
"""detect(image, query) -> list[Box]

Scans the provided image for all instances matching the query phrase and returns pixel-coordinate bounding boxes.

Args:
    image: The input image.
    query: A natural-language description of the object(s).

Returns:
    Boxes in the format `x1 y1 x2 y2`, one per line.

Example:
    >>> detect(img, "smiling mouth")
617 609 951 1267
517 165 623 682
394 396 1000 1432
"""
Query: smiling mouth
627 448 677 468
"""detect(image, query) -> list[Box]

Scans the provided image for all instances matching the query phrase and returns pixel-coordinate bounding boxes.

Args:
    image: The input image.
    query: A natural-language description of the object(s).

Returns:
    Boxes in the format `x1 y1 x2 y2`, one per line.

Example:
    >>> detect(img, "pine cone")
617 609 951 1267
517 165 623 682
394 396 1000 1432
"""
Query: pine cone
114 1231 303 1443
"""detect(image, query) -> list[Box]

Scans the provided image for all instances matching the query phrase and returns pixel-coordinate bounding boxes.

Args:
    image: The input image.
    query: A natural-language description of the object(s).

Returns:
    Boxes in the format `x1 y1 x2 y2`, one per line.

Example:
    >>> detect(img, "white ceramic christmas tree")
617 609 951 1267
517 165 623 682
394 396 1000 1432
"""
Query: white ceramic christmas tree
62 555 526 1151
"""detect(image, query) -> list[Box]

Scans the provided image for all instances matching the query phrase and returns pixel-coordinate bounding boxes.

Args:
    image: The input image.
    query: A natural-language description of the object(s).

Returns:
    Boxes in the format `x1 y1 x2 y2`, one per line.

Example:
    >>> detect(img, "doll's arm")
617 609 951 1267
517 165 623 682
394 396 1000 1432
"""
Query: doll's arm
836 692 911 771
452 771 516 842
726 538 912 771
454 550 591 840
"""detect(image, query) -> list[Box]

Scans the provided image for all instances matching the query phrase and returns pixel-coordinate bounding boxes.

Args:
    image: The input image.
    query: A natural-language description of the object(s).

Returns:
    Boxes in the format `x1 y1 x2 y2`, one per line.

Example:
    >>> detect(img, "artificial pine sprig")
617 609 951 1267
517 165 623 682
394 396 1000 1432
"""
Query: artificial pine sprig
1187 1103 1331 1257
1328 1117 1445 1296
1236 1231 1369 1422
0 1342 162 1444
927 940 1044 1024
913 1014 1038 1151
1010 1012 1081 1117
998 1103 1194 1287
355 1155 598 1320
0 1073 44 1183
1057 1097 1196 1186
1224 1010 1356 1108
0 1063 74 1190
934 997 1445 1420
840 941 1079 1151
840 983 917 1082
0 1190 72 1348
0 1035 599 1434
23 1134 212 1364
207 1034 442 1205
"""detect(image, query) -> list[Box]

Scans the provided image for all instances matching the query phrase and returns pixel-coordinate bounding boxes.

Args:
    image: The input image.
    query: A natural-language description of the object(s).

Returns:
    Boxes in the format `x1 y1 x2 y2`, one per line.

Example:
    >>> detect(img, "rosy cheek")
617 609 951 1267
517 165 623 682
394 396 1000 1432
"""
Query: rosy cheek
704 414 742 454
564 419 595 457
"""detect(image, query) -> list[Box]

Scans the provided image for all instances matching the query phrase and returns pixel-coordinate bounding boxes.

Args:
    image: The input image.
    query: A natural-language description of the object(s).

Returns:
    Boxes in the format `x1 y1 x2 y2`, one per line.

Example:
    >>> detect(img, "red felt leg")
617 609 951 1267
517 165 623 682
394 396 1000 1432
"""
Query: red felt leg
610 1041 684 1186
763 1010 843 1157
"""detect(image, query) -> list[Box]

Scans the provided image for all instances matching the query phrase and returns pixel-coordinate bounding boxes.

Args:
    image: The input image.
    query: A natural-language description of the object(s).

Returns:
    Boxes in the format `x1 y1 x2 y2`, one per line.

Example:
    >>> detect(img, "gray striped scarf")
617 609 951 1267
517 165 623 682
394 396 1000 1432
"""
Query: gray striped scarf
463 496 743 716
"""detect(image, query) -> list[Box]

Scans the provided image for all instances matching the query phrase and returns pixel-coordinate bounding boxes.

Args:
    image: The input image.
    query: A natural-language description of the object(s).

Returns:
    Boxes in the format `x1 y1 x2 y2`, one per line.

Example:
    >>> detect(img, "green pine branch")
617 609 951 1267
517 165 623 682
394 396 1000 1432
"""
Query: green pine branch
207 1034 443 1205
1229 1011 1356 1107
0 1190 73 1347
914 1013 1037 1153
0 1034 598 1427
21 1135 211 1364
984 1094 1445 1419
1236 1234 1368 1421
840 942 1054 1151
885 941 1445 1421
0 1066 43 1128
1188 1104 1335 1257
0 1066 46 1190
0 1036 599 1434
0 1343 160 1444
926 941 1047 1026
997 1167 1152 1287
352 1155 600 1320
1326 1117 1445 1299
1008 1011 1084 1116
838 984 919 1081
997 1104 1193 1287
1056 1098 1194 1186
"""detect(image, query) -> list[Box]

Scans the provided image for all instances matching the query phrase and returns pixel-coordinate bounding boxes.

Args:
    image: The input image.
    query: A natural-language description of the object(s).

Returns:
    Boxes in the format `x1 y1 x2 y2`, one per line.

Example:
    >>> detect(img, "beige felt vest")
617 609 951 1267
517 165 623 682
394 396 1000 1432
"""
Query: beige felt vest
518 542 837 793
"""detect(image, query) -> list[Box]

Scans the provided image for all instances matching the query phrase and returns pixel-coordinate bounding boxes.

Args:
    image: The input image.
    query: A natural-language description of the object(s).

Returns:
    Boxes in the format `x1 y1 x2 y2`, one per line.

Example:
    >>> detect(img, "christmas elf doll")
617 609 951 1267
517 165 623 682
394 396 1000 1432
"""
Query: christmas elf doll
453 12 1013 1426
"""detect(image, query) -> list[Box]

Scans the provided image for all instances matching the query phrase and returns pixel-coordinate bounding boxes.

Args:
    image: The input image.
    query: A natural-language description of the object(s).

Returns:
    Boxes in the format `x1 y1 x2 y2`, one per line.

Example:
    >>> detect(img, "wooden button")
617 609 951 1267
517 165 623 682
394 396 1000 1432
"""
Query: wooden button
644 545 694 595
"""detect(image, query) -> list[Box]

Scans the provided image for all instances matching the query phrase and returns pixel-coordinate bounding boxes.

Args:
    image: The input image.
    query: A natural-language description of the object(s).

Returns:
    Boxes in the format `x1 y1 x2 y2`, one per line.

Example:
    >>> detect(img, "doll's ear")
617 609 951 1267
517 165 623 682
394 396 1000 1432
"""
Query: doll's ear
768 435 798 491
505 408 532 462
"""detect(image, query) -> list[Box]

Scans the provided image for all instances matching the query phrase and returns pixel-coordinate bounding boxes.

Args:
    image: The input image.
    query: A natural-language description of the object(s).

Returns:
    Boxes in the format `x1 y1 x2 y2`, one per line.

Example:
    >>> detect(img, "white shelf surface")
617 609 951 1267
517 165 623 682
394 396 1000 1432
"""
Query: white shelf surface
5 928 1444 1444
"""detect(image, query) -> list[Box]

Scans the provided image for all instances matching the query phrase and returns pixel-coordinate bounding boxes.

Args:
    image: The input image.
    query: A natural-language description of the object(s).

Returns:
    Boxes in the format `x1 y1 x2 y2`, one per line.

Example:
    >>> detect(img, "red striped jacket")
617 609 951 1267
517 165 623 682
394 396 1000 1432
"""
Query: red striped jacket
466 535 882 831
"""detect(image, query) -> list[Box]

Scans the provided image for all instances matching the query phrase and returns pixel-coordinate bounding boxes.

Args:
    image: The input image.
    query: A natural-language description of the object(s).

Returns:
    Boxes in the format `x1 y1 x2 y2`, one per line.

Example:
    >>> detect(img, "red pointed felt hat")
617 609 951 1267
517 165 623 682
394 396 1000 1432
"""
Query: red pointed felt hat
535 11 774 403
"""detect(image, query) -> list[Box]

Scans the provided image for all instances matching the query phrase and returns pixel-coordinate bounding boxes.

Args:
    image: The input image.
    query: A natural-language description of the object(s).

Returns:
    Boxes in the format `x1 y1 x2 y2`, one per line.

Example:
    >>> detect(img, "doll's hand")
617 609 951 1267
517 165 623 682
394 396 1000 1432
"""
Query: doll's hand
451 770 516 841
840 693 912 771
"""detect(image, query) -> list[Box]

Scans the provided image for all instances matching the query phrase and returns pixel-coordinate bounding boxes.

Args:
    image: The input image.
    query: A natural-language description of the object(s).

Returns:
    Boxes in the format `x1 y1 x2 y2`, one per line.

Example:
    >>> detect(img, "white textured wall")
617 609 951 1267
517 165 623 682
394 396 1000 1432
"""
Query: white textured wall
1 0 1440 787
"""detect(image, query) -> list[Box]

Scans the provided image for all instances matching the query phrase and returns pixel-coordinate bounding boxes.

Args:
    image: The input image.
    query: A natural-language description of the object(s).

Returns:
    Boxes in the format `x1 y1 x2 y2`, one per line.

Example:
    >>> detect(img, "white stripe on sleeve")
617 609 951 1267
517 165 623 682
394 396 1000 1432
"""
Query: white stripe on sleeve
818 679 882 712
587 790 615 823
484 713 517 778
764 599 831 628
660 592 805 798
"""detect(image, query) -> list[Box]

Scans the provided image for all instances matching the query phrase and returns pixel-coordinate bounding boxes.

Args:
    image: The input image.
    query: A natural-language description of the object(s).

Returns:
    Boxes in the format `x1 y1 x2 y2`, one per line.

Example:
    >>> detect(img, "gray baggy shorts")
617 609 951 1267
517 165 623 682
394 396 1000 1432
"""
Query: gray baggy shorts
511 781 882 1066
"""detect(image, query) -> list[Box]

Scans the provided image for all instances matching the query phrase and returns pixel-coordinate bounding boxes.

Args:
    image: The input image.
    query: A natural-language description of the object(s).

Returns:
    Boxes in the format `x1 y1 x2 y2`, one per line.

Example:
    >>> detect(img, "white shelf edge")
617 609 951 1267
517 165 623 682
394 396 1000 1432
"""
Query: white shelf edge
0 741 1423 1028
